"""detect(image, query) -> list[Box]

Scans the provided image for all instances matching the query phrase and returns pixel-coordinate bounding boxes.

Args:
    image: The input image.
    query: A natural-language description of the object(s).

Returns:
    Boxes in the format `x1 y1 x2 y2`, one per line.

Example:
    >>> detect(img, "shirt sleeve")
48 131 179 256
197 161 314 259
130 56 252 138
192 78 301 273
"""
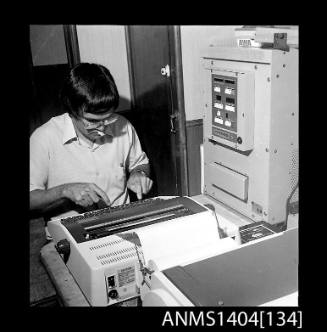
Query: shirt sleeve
126 122 149 173
30 127 50 191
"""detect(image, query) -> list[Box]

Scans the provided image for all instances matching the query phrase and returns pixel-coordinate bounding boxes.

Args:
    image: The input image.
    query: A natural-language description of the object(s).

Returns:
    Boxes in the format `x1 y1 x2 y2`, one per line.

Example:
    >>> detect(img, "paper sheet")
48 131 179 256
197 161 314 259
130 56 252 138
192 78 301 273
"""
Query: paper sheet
133 212 221 269
148 238 238 271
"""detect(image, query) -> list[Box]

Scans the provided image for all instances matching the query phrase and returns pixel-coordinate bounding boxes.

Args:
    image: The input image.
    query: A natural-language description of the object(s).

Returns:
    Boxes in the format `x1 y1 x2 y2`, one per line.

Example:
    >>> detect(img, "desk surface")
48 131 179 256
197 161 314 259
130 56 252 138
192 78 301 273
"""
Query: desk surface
30 217 57 306
40 242 90 307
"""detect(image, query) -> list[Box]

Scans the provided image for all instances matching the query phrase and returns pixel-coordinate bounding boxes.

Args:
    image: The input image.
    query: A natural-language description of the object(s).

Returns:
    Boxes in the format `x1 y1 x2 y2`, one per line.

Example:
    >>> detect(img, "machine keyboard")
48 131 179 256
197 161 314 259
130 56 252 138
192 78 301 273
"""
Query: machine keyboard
61 198 162 223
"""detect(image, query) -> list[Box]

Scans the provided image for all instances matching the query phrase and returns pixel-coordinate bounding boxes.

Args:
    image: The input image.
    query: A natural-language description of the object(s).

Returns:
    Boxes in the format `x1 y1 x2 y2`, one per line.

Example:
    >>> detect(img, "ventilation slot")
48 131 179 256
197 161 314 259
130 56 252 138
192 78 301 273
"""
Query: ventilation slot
289 148 299 202
89 238 126 251
96 247 136 260
100 252 138 265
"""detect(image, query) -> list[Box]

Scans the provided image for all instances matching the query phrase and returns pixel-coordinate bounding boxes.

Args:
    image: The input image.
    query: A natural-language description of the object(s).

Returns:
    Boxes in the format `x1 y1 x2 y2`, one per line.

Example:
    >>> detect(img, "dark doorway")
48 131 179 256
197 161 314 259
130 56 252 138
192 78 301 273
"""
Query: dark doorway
125 25 187 197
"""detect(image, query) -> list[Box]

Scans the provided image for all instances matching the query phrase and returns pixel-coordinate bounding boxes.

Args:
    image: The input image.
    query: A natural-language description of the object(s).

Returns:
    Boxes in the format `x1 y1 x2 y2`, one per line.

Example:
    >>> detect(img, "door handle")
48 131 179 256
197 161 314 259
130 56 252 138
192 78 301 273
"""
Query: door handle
161 64 170 77
170 113 178 133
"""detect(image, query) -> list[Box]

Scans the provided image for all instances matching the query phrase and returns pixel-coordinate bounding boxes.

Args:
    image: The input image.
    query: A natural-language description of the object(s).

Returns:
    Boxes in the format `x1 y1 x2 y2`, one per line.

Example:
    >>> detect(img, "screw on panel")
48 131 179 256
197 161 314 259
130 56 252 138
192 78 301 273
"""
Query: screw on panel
274 149 277 153
291 142 294 145
218 300 224 306
242 113 245 117
205 104 208 107
283 64 286 67
211 61 214 65
291 112 295 116
267 77 270 82
265 148 269 152
254 65 258 70
276 74 279 78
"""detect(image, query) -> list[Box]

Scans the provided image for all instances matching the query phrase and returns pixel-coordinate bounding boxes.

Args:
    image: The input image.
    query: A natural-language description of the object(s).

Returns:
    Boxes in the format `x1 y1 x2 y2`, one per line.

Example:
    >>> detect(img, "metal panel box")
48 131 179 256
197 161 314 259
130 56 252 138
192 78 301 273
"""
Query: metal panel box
201 46 298 225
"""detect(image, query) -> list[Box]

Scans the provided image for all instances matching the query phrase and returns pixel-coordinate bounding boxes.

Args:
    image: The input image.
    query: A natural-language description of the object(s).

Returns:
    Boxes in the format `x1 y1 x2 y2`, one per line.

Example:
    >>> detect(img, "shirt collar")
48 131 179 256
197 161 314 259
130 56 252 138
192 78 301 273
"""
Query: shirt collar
62 113 77 144
62 113 116 145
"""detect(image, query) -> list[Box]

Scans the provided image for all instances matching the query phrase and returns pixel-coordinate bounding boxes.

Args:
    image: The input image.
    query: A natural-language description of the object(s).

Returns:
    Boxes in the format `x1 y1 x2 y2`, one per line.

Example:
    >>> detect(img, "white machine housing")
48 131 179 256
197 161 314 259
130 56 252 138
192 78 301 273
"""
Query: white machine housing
201 45 298 225
47 223 143 306
47 196 219 306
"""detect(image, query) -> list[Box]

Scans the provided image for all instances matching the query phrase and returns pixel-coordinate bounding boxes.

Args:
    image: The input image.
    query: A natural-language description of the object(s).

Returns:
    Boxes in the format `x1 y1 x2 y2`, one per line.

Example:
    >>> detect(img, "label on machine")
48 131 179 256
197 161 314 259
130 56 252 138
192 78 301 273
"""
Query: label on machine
118 266 136 287
212 127 237 142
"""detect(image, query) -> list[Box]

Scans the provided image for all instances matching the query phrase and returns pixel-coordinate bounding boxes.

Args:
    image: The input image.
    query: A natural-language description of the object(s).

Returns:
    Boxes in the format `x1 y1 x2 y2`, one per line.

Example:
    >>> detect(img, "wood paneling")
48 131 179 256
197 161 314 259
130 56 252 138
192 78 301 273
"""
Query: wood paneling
186 119 203 196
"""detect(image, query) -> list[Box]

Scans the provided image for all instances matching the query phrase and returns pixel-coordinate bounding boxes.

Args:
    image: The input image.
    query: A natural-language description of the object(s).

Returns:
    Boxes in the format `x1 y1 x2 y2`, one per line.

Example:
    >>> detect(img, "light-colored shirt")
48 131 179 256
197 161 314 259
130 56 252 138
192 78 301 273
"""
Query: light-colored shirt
30 112 149 219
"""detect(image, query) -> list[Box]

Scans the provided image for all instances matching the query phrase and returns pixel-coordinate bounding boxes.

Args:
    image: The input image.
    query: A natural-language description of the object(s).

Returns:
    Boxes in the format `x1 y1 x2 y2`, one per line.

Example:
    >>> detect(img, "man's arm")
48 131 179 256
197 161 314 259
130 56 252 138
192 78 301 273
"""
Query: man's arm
30 183 111 212
127 164 153 200
125 122 153 199
30 186 67 212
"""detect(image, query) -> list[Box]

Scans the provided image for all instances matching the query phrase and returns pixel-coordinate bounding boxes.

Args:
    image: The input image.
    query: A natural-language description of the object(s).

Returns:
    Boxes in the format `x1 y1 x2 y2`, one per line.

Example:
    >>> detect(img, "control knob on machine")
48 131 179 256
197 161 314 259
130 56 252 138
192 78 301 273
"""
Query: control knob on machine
108 289 118 299
56 239 70 263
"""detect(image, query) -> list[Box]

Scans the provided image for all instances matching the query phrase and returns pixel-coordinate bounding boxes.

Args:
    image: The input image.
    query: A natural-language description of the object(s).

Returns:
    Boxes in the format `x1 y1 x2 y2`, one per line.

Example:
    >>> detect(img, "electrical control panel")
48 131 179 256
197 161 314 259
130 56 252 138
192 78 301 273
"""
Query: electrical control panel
201 45 298 226
212 74 237 139
210 70 254 151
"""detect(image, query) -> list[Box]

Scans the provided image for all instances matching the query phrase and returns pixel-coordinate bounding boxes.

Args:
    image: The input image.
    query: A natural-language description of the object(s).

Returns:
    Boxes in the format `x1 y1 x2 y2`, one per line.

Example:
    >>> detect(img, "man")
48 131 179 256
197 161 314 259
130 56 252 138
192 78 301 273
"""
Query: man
30 63 153 237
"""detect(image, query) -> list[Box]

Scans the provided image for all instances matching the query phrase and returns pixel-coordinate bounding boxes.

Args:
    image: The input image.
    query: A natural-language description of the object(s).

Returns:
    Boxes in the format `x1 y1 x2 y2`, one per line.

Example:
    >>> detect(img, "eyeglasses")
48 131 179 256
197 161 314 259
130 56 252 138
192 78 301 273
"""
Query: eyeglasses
80 114 114 129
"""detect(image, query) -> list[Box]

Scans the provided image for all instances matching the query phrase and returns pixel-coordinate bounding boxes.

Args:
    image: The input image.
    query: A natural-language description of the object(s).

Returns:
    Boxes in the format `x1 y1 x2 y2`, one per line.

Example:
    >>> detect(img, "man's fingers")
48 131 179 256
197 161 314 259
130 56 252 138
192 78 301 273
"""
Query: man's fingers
140 178 147 193
148 180 153 194
128 176 153 199
90 184 110 205
76 197 91 207
82 194 93 206
140 177 153 195
87 190 100 204
136 187 143 200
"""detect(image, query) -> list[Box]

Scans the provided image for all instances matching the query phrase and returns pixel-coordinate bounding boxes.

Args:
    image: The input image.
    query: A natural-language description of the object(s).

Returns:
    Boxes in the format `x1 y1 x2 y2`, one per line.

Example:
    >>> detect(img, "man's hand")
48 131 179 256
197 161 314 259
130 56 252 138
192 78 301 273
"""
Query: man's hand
62 183 110 208
127 171 153 200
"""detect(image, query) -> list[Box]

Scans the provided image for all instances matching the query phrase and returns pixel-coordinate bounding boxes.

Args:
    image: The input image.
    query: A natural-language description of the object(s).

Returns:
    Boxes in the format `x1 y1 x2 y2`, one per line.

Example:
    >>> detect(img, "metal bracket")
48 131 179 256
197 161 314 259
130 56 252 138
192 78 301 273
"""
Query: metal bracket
273 33 290 52
170 112 178 133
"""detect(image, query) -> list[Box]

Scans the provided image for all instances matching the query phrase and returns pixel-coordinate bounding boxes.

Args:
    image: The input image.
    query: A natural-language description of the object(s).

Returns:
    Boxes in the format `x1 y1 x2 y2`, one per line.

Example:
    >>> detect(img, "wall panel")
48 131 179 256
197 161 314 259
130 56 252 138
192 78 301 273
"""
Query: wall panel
180 26 242 121
76 25 131 111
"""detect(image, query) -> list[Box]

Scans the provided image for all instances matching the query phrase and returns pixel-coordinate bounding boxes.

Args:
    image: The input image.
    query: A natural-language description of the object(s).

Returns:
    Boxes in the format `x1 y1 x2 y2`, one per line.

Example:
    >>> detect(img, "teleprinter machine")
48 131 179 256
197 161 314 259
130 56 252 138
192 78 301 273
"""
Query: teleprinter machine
47 196 223 306
48 196 298 307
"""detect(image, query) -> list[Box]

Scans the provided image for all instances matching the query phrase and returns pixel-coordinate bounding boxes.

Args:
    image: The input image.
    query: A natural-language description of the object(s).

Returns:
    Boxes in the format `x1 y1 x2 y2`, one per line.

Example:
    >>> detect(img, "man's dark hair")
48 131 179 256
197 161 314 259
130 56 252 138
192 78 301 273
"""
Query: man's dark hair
60 62 119 117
